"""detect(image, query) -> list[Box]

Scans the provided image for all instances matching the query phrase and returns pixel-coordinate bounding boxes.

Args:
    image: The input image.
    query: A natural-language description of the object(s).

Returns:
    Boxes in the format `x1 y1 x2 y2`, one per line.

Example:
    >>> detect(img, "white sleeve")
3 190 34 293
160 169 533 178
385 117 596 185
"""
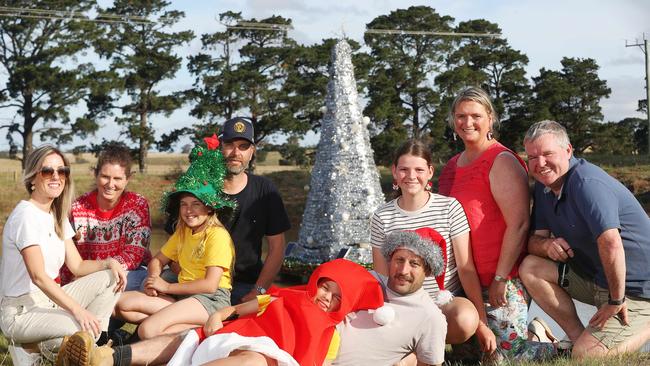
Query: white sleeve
11 212 40 251
64 218 75 240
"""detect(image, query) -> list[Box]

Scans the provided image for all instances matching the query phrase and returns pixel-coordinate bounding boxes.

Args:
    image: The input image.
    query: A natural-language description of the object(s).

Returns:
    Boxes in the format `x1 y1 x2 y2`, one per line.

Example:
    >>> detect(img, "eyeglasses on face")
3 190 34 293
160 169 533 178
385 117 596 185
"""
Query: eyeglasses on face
40 166 70 179
222 141 253 151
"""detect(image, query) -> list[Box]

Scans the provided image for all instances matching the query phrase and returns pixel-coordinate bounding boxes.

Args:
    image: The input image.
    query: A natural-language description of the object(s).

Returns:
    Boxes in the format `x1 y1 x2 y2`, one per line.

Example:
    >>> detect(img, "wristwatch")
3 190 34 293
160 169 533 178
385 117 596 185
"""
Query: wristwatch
256 285 267 295
494 275 508 283
608 294 626 306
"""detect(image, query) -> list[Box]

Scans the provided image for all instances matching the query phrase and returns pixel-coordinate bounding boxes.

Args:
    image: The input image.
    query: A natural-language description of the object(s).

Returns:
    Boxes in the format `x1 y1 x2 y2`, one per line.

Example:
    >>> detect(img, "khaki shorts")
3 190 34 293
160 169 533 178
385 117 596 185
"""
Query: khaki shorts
562 264 650 349
191 288 231 315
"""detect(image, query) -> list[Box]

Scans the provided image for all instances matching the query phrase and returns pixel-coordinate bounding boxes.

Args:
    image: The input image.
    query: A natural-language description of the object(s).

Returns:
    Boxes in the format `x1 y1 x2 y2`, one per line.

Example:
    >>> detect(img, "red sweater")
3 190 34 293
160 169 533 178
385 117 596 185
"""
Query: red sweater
439 143 527 287
60 190 152 285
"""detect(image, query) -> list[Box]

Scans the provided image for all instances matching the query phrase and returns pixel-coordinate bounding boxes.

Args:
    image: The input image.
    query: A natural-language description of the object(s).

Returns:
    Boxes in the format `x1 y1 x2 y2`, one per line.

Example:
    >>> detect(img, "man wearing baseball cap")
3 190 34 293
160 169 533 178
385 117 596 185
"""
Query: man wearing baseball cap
334 229 448 366
218 117 291 305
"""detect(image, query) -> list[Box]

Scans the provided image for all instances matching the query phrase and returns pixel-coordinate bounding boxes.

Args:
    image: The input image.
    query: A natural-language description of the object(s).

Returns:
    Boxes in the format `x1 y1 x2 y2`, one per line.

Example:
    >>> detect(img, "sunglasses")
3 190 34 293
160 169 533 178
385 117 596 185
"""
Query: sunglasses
223 141 253 151
558 262 569 288
40 166 70 179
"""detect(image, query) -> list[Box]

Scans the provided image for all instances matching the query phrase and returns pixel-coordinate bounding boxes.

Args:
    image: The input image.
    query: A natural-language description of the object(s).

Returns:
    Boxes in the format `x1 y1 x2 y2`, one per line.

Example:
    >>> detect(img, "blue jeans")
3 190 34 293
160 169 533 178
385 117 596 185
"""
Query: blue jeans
230 282 255 305
125 266 148 291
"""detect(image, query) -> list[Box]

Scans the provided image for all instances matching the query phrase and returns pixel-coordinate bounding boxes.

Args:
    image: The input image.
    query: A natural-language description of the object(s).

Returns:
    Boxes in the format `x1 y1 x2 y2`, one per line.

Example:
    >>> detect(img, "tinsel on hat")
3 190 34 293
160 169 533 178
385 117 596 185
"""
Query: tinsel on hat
382 228 453 306
161 134 236 214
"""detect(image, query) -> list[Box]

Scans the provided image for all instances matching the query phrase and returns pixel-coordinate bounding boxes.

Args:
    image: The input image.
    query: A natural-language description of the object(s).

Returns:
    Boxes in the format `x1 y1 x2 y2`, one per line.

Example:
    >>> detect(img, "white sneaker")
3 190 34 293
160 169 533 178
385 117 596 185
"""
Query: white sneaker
527 317 558 343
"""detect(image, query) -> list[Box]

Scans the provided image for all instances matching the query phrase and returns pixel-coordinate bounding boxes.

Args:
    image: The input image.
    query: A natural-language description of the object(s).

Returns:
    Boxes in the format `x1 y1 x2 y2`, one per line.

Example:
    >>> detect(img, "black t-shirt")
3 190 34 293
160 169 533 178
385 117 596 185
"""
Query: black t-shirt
221 173 291 284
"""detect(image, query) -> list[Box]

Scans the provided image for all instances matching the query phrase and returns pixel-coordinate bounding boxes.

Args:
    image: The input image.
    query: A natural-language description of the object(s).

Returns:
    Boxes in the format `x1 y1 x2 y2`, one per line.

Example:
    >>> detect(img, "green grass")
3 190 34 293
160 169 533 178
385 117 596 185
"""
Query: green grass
1 153 649 364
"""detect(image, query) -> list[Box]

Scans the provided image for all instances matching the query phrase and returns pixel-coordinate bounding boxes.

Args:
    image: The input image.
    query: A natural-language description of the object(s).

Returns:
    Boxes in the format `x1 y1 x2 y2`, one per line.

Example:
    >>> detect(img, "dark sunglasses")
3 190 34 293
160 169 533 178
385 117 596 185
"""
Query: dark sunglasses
223 141 253 151
40 166 70 179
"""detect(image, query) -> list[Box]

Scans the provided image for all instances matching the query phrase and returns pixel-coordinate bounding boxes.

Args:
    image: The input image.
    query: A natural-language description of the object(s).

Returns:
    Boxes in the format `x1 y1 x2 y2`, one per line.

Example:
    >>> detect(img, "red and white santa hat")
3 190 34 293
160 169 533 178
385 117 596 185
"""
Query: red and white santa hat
413 228 452 306
382 228 452 305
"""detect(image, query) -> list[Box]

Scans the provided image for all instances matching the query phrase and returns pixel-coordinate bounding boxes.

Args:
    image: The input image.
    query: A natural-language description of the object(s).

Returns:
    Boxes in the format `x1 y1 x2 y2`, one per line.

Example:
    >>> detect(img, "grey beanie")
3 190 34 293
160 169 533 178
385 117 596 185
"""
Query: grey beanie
381 230 444 276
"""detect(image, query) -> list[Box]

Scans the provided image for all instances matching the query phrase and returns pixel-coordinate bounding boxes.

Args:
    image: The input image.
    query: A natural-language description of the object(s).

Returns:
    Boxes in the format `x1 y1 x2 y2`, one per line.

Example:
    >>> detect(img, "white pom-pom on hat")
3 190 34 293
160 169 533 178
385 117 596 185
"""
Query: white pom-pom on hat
371 305 395 326
434 290 453 307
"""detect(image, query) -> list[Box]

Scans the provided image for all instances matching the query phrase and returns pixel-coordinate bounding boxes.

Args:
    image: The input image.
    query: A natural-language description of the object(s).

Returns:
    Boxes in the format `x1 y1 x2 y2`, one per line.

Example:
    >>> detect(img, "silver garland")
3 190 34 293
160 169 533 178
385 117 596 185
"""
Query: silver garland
284 40 385 270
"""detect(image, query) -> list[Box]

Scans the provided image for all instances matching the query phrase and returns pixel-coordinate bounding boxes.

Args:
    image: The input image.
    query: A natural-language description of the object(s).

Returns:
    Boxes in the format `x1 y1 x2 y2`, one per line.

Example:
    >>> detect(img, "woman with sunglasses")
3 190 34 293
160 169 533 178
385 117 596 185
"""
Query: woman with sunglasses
60 145 152 292
0 145 127 358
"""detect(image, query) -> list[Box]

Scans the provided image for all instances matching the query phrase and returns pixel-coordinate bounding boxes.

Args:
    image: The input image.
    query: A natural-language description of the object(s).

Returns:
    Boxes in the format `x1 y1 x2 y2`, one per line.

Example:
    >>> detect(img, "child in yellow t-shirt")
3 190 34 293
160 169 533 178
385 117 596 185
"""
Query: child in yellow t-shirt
114 136 236 340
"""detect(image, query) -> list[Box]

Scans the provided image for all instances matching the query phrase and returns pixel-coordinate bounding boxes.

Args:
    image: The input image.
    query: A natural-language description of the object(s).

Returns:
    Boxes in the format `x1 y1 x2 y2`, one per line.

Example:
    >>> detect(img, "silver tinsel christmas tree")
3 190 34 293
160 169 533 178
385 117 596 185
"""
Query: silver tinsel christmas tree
283 39 385 275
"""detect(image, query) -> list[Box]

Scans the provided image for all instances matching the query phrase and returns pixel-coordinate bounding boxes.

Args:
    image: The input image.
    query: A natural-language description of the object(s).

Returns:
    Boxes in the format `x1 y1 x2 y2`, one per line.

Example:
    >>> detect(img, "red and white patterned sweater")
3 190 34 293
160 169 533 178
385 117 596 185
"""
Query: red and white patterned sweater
60 190 152 285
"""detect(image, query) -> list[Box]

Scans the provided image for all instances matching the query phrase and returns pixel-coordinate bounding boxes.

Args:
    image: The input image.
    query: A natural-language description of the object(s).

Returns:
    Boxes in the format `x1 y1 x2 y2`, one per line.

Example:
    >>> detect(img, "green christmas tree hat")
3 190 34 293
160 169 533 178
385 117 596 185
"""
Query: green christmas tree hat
161 134 236 215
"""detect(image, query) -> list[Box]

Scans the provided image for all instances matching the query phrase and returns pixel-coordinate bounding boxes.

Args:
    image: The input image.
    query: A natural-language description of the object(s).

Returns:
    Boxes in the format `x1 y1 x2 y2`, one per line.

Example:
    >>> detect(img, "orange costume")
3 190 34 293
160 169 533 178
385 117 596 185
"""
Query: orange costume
170 259 384 366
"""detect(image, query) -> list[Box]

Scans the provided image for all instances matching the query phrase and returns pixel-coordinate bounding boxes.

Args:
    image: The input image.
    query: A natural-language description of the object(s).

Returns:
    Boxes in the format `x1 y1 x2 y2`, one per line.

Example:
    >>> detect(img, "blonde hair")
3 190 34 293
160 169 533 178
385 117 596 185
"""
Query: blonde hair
447 86 499 130
174 193 235 276
23 145 75 240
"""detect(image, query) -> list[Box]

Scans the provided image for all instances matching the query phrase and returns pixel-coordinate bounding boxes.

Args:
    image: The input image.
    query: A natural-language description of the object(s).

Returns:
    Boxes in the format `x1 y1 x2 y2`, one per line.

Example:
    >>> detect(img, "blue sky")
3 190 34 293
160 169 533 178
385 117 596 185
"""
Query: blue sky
3 0 650 150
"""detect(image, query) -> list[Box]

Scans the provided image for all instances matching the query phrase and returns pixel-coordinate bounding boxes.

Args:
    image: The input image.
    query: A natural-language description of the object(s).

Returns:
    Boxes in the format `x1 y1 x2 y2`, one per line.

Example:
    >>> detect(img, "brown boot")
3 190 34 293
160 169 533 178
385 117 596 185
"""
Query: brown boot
58 331 94 366
89 340 114 366
55 335 70 366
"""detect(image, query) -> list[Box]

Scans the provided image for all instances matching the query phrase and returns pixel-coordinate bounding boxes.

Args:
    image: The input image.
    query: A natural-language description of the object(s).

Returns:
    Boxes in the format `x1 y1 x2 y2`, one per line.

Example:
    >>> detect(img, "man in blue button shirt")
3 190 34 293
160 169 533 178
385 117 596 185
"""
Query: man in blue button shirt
519 120 650 359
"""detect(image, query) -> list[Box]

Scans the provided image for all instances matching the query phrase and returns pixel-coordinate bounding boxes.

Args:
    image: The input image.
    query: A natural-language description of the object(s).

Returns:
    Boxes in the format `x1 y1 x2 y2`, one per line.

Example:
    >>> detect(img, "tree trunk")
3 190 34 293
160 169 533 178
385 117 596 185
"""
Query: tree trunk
139 110 148 174
21 129 33 170
21 95 35 170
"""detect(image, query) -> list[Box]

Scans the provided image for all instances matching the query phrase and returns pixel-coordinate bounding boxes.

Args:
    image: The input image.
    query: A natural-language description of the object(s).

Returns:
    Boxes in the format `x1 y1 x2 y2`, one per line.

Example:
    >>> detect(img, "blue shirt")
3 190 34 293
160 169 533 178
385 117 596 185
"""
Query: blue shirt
532 157 650 298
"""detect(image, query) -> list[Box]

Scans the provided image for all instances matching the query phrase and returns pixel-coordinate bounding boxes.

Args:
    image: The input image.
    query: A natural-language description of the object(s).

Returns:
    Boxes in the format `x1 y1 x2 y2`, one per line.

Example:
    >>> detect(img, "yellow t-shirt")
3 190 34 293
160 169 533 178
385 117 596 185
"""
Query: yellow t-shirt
160 226 234 290
256 295 340 360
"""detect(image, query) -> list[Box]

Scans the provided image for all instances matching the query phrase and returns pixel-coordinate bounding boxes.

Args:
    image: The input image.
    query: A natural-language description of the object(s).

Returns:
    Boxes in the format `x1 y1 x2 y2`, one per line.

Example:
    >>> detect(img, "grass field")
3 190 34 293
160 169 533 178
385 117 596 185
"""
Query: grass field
0 152 649 365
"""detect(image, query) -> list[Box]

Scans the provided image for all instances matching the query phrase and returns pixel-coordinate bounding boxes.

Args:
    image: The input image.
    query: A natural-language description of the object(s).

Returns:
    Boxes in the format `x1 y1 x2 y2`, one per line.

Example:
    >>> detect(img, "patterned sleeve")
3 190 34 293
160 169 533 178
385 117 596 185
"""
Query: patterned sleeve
112 194 152 270
370 211 385 249
448 198 470 238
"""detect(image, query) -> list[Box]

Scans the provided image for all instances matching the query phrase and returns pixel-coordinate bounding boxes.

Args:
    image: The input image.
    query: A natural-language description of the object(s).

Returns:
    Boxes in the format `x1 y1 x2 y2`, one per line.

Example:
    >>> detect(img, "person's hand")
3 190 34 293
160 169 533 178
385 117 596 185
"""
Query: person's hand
145 275 170 294
203 311 225 336
142 274 158 296
589 302 629 329
170 261 181 275
106 258 127 292
72 306 101 337
545 238 573 262
476 322 497 354
241 288 258 303
488 280 507 308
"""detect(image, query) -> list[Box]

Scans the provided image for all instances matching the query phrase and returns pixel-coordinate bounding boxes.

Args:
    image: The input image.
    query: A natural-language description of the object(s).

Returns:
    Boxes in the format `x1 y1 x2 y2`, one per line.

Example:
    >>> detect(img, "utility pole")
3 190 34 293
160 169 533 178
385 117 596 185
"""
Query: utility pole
626 35 650 155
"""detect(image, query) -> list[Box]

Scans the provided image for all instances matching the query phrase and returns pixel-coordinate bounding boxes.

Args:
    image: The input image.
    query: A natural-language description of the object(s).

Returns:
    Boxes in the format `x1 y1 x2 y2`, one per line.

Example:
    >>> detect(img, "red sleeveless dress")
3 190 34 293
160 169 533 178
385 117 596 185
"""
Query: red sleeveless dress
439 143 527 287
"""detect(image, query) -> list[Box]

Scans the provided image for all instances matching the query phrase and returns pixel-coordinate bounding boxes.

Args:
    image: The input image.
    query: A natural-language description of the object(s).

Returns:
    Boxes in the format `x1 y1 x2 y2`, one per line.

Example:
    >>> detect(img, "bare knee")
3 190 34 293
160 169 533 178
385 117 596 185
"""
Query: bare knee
442 298 479 344
138 320 161 340
229 350 277 366
519 255 553 286
571 332 608 360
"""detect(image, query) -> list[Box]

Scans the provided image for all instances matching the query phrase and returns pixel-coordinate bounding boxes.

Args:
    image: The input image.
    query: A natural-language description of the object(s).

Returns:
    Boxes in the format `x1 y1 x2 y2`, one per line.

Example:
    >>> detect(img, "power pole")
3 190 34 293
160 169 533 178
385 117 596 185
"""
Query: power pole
626 35 650 155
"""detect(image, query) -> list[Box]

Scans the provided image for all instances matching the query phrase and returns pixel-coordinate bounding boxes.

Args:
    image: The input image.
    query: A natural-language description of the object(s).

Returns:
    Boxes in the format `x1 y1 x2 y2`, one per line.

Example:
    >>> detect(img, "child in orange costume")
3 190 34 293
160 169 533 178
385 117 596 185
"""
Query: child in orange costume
169 259 386 366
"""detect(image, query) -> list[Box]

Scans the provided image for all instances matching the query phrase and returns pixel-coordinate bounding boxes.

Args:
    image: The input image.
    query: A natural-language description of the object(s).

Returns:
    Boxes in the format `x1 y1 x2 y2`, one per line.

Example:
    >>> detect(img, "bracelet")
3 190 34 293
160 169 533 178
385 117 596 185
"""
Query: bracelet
102 259 110 270
493 275 509 283
607 294 626 306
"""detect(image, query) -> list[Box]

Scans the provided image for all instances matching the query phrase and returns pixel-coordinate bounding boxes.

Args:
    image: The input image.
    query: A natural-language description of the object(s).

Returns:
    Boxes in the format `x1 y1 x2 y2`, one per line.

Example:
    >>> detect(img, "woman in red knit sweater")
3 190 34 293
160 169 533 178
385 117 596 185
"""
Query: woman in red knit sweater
60 145 152 292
